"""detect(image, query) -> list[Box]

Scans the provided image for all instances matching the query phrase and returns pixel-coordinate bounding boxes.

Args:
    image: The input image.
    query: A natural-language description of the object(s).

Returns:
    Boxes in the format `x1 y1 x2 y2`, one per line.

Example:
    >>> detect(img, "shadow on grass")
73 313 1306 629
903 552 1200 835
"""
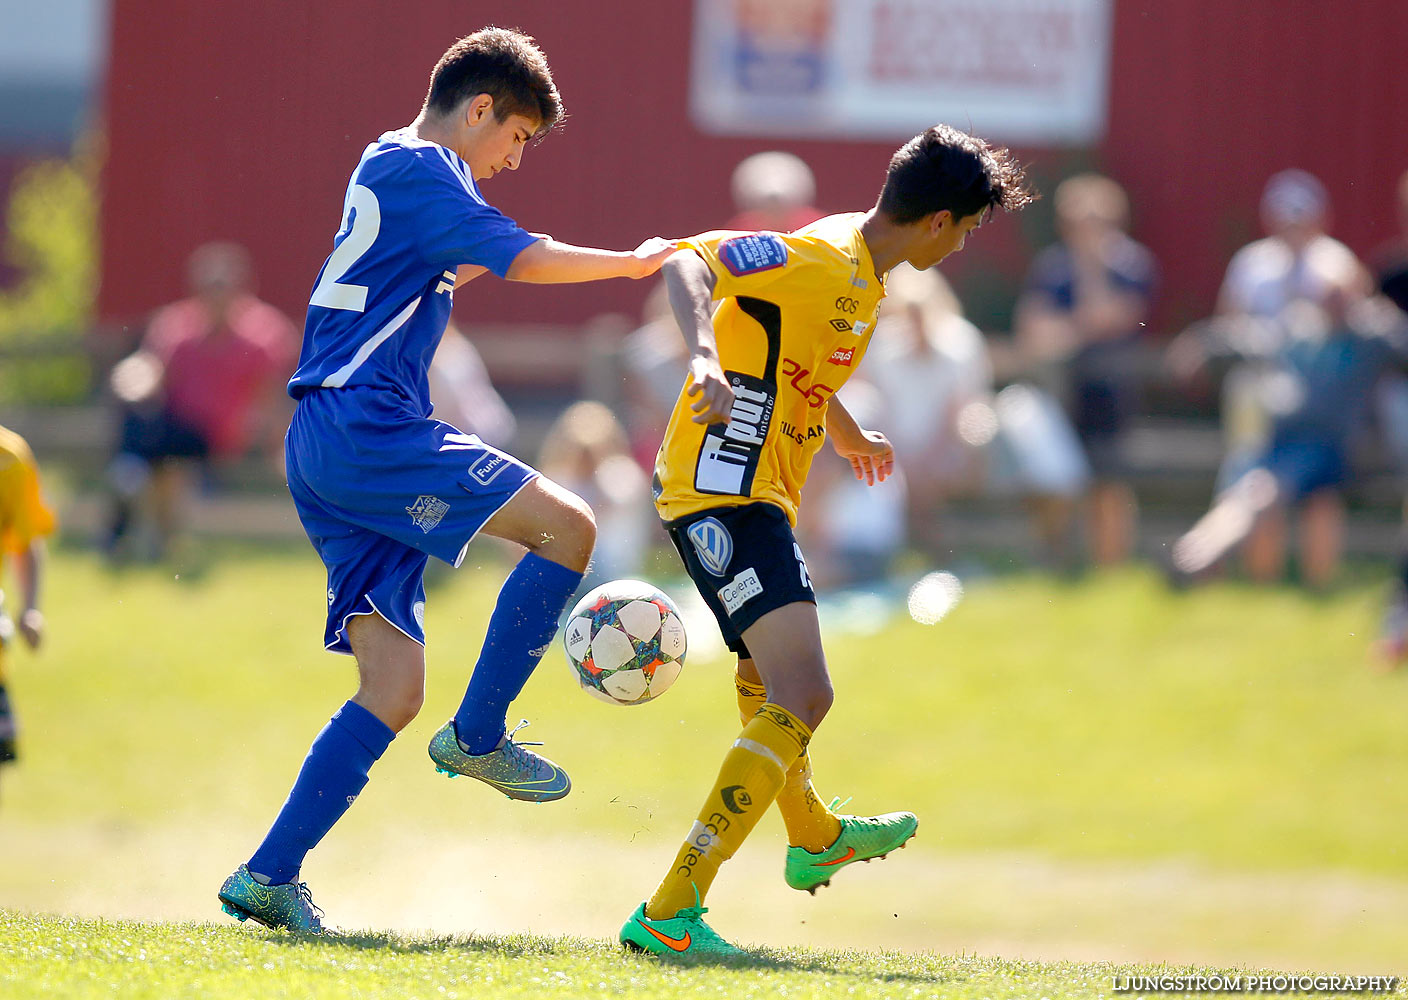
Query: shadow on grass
269 927 949 983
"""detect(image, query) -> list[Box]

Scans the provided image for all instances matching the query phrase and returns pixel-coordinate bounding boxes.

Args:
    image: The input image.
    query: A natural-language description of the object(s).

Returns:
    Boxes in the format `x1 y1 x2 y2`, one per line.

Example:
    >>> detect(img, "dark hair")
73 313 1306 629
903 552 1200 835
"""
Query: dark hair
877 124 1034 224
424 27 564 135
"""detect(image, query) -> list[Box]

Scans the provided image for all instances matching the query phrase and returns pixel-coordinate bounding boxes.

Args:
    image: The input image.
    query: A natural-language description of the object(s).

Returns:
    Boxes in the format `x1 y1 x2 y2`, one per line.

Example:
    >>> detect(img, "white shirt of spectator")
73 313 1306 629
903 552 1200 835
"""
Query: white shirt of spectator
1220 234 1361 318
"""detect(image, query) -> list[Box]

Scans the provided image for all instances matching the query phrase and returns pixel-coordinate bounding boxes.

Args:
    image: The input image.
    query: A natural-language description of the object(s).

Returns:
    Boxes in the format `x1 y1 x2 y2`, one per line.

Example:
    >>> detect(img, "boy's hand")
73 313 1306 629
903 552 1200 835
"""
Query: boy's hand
833 430 895 485
686 354 734 424
631 237 681 278
18 609 42 649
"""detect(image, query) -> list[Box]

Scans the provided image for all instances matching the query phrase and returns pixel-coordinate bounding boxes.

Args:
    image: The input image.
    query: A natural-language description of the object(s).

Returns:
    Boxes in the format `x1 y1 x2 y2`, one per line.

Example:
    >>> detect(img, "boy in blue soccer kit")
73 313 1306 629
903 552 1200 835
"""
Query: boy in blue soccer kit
218 28 674 933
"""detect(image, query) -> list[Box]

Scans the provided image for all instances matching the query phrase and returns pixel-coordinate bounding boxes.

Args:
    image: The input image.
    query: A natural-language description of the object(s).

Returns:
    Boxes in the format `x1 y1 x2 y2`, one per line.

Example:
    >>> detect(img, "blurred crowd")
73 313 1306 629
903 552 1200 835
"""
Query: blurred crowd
12 150 1408 670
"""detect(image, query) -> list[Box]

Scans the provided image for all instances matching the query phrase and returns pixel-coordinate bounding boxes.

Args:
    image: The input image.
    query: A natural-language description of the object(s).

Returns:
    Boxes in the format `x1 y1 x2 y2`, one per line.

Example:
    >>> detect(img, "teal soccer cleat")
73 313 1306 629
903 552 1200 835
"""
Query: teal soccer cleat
428 718 571 802
218 865 325 933
784 808 918 894
619 900 744 959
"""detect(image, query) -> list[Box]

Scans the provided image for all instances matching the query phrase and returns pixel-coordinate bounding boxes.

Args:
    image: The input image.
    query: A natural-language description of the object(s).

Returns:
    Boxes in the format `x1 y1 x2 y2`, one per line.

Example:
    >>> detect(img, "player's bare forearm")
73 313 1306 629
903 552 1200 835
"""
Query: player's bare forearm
662 250 733 424
826 399 894 485
505 237 675 284
824 395 866 451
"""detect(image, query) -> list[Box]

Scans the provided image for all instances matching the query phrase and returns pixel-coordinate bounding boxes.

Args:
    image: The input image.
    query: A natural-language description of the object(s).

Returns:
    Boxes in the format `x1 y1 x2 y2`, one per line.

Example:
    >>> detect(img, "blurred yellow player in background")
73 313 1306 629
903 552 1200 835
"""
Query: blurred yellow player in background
0 424 56 794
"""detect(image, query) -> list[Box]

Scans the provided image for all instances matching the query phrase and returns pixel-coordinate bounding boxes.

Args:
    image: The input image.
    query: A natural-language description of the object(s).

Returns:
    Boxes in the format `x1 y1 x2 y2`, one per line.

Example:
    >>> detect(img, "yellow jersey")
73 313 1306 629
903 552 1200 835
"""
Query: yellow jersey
0 425 56 573
653 214 885 525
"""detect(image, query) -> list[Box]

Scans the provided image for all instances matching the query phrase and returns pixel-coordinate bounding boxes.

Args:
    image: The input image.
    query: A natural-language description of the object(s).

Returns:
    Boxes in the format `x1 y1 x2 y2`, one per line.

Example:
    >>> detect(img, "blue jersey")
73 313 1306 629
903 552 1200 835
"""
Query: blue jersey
287 129 537 412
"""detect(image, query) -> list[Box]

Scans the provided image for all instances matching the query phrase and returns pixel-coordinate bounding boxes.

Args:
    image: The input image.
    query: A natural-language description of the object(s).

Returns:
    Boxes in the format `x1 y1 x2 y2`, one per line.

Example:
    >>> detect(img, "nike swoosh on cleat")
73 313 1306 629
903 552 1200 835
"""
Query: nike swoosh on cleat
814 847 856 867
638 920 692 952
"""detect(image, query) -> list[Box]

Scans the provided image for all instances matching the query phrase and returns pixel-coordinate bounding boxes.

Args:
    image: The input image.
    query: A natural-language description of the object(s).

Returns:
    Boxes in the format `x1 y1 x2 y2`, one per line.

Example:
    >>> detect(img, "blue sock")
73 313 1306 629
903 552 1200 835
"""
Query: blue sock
454 551 583 754
248 700 394 885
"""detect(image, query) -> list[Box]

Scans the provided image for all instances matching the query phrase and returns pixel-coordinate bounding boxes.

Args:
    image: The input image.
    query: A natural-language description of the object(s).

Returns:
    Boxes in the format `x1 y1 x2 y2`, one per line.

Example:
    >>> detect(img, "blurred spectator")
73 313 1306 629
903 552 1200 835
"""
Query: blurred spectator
725 151 823 233
1368 169 1408 668
1013 173 1157 566
428 321 516 448
862 264 989 557
1170 278 1407 588
1209 169 1368 487
1370 169 1408 314
0 424 56 791
620 282 688 470
799 379 908 590
104 242 297 560
986 382 1091 567
537 401 653 584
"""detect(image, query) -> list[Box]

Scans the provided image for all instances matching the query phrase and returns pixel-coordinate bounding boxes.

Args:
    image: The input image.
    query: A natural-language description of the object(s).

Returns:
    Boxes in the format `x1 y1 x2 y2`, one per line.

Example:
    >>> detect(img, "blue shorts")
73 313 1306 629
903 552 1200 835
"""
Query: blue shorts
665 502 816 658
286 387 538 654
1261 437 1347 503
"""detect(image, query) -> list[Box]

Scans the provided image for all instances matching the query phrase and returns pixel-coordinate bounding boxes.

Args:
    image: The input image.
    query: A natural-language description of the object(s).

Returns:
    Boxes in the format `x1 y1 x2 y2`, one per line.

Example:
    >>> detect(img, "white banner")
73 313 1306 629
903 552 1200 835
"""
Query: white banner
690 0 1112 145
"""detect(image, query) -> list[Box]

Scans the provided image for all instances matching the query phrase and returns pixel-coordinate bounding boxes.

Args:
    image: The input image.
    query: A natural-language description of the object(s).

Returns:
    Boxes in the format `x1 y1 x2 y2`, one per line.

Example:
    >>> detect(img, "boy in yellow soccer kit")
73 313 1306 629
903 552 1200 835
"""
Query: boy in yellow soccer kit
620 125 1033 956
0 425 56 781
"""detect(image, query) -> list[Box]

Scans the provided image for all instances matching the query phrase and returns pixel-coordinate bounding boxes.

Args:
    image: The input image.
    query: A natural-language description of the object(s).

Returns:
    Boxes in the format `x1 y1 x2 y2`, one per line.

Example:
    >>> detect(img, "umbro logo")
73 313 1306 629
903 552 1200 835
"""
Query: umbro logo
829 318 853 333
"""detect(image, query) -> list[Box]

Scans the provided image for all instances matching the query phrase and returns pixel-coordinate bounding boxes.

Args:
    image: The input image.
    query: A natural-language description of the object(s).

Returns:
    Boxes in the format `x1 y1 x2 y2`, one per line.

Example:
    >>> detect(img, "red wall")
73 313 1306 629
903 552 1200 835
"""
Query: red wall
99 1 1408 337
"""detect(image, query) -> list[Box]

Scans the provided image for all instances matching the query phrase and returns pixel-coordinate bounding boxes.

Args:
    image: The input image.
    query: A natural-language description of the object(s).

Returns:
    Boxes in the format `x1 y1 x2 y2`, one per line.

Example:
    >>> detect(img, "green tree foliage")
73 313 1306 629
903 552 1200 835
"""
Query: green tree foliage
0 142 100 404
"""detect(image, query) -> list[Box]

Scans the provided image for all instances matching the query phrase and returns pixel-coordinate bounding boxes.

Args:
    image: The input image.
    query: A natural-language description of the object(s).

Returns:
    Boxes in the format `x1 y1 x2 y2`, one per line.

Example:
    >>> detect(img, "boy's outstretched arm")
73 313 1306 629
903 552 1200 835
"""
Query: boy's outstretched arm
661 249 733 425
506 237 677 284
825 395 894 486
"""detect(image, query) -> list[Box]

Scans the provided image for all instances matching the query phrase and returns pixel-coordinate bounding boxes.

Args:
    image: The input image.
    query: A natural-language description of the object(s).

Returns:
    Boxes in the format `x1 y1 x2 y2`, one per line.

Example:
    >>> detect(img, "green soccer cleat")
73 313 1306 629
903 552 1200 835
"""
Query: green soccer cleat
619 900 744 959
427 718 571 802
218 865 325 933
784 808 919 894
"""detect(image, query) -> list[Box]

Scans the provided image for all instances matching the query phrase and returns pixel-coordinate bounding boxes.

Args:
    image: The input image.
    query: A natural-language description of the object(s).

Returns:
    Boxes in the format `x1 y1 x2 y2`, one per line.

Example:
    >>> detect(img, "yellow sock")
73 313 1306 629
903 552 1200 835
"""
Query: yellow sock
735 675 842 853
646 702 811 918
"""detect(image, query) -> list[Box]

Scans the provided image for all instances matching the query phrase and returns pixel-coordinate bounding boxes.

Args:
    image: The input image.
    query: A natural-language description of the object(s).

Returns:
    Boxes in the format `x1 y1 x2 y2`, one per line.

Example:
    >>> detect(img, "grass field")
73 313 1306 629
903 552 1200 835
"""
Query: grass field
2 544 1407 991
9 911 1397 1000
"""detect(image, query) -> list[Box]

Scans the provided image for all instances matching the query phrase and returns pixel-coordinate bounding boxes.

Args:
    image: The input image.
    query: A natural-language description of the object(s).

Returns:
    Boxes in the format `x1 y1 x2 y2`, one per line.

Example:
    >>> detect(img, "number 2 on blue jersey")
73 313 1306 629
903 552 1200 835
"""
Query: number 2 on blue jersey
310 184 381 312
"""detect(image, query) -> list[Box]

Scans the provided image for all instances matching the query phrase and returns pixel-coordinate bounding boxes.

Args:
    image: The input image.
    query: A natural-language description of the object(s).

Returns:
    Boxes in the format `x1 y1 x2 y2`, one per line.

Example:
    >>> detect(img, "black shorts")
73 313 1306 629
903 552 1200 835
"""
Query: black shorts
0 682 17 764
665 502 815 658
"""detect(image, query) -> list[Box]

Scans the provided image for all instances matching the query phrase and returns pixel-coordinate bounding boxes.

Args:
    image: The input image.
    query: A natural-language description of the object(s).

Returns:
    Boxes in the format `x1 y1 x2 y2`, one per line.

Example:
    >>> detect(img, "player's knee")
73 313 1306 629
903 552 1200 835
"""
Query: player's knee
800 678 835 731
357 675 425 732
380 684 424 732
546 491 596 571
768 668 833 732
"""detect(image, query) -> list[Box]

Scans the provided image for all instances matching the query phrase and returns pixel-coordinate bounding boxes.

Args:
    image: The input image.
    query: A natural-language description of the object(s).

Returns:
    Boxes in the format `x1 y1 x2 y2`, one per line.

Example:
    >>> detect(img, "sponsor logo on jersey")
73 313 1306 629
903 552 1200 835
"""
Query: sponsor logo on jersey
719 567 764 614
834 296 859 314
781 358 836 409
718 233 788 277
406 495 450 533
468 452 510 486
686 517 733 577
695 372 776 496
828 347 855 366
853 321 870 339
829 318 853 333
435 269 456 295
851 275 868 289
778 420 825 446
413 601 426 628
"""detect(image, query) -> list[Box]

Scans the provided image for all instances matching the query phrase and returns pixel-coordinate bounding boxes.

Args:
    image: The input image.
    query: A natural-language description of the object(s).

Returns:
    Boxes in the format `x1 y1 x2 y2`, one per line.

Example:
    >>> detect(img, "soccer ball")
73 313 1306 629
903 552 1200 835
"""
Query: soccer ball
563 579 687 706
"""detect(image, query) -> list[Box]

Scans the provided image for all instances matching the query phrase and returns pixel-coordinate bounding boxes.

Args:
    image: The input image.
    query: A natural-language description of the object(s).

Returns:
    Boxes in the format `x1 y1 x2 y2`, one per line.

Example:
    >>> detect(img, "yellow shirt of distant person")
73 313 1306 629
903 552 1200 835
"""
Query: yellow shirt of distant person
0 424 55 675
653 214 886 526
0 426 55 574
